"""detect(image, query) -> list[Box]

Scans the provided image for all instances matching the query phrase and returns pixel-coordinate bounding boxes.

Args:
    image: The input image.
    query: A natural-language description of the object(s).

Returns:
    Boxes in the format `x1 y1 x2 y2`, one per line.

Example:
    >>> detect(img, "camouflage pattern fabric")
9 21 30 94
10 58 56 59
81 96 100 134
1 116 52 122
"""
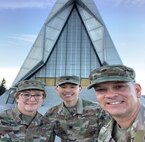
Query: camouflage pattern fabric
0 107 53 142
56 75 80 86
43 98 110 142
14 79 46 92
88 64 135 89
98 102 145 142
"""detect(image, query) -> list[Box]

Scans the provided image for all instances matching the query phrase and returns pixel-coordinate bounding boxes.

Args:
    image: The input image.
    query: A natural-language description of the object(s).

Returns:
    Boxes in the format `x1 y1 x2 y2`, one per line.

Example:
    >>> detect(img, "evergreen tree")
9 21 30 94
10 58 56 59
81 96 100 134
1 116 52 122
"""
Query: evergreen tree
0 78 7 96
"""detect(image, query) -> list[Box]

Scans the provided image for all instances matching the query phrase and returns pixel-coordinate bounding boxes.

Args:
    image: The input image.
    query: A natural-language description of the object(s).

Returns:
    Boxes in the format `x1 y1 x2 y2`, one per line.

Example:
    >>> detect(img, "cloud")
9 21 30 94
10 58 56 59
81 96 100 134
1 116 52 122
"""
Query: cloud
0 67 19 88
8 34 37 42
1 0 145 10
0 34 36 50
96 0 145 8
0 0 56 10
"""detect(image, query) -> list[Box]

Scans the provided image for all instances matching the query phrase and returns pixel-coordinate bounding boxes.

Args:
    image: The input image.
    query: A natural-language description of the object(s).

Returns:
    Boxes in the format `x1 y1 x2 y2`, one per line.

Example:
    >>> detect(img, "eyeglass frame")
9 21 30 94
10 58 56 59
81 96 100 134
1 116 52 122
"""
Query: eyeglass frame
19 92 44 100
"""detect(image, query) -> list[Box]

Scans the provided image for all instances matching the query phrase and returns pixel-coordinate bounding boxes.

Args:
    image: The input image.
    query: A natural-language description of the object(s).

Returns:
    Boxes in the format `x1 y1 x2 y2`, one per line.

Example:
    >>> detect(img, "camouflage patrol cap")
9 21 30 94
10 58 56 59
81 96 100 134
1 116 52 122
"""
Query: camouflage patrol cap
56 75 80 86
88 65 135 89
15 79 46 92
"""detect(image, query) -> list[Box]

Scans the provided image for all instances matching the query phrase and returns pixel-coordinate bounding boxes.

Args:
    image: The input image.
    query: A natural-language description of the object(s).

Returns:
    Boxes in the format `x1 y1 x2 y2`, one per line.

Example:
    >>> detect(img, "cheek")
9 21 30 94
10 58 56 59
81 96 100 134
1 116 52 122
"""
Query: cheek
16 98 23 104
58 93 64 99
38 100 44 106
96 94 102 102
96 95 105 105
57 90 63 95
74 90 79 95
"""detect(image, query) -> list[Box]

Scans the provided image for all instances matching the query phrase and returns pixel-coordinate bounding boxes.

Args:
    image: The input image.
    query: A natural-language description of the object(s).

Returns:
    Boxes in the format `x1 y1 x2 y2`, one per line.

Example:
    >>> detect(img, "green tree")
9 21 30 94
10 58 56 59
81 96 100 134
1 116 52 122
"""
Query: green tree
0 78 7 96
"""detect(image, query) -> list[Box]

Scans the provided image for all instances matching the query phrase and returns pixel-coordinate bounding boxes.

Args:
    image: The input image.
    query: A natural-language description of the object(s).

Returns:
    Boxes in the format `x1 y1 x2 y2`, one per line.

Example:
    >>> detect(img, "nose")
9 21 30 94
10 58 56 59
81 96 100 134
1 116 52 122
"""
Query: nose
105 89 118 98
64 87 71 92
29 95 37 101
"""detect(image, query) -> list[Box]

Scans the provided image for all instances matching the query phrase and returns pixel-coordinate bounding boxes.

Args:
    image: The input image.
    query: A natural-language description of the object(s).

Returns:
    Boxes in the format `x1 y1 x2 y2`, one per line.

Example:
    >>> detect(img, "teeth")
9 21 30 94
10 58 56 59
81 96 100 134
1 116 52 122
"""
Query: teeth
110 102 121 105
65 94 72 97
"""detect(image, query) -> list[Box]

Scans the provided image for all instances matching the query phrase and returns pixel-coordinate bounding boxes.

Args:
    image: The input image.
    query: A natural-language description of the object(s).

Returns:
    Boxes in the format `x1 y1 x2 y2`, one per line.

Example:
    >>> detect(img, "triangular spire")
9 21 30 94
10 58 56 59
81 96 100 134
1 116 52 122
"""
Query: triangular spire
12 0 122 86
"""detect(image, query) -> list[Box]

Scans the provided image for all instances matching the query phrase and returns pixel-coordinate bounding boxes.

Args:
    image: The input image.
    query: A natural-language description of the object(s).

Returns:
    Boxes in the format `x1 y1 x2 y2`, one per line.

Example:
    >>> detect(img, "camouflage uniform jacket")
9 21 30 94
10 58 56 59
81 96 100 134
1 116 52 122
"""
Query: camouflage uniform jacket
0 107 53 142
98 102 145 142
44 98 110 142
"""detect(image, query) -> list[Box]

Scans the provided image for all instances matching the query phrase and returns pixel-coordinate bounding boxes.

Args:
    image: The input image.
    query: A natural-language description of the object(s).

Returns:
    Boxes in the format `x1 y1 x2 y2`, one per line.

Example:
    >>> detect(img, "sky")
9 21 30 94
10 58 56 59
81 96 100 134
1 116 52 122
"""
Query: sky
0 0 145 94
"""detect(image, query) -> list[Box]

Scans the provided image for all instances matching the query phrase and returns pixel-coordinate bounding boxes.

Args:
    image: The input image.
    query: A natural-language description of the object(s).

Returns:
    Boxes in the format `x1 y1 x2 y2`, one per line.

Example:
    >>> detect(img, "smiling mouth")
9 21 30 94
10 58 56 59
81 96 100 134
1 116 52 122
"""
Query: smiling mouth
108 101 123 105
64 94 72 97
27 103 37 105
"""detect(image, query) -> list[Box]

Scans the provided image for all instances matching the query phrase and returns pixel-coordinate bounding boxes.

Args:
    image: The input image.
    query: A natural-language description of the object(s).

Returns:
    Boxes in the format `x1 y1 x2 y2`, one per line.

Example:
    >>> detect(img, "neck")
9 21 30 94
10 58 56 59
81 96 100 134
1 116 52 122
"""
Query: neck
114 102 140 129
17 106 36 117
23 111 36 117
64 98 78 107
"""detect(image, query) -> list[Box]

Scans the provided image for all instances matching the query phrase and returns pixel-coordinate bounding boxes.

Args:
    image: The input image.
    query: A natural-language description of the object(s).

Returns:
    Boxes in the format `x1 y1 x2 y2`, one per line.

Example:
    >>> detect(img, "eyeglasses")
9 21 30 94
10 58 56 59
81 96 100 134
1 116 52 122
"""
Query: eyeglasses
20 93 43 100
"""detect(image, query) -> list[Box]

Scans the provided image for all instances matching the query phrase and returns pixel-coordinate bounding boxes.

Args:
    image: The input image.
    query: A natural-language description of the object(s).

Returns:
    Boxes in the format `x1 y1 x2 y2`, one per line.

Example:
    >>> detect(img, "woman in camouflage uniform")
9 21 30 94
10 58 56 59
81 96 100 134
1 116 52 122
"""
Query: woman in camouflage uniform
43 75 110 142
0 79 53 142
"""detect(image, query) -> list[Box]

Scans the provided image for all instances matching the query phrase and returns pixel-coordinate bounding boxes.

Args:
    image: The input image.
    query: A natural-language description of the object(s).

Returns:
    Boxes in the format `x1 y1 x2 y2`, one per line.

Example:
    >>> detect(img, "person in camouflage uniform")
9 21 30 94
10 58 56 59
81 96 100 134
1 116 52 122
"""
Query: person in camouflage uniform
0 79 53 142
43 75 110 142
88 64 145 142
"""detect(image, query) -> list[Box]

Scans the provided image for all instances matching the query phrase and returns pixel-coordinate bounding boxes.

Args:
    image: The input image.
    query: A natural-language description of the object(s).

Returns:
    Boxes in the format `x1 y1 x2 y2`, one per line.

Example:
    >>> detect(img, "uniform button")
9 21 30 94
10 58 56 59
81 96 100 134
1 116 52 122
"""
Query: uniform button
69 126 73 129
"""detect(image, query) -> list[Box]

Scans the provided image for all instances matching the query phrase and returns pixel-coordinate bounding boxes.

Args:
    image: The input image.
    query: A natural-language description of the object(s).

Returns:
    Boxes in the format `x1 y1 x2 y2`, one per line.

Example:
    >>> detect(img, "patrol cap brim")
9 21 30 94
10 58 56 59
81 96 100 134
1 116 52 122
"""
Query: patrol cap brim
87 76 134 89
56 75 80 86
57 81 80 86
87 65 135 89
18 86 45 91
14 79 46 92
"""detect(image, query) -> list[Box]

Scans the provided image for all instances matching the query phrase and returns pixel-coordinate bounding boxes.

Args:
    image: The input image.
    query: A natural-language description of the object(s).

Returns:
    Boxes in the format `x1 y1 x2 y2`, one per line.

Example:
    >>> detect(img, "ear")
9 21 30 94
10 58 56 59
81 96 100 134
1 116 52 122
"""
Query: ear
79 85 82 92
135 83 142 98
55 86 58 92
15 97 18 104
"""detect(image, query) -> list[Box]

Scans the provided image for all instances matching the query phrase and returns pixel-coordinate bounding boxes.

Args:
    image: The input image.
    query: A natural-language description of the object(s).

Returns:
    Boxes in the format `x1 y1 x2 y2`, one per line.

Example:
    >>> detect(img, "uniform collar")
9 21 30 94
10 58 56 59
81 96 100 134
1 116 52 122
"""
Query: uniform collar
58 98 83 115
12 107 42 126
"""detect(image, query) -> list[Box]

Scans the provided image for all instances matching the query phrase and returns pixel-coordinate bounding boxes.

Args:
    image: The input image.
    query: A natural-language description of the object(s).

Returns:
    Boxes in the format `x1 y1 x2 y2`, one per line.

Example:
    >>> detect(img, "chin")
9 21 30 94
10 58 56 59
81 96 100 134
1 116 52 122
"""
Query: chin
27 109 36 112
109 111 123 117
26 106 37 110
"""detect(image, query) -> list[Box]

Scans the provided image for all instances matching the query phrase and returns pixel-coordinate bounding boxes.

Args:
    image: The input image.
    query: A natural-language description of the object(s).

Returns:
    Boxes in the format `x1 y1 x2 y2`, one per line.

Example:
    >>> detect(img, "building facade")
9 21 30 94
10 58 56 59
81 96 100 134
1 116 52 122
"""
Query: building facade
5 0 122 105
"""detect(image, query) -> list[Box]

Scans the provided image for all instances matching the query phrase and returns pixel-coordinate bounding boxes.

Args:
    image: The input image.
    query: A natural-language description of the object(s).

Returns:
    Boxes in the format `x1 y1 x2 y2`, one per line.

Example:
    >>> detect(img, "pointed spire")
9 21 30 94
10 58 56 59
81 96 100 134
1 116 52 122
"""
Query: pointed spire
12 0 122 86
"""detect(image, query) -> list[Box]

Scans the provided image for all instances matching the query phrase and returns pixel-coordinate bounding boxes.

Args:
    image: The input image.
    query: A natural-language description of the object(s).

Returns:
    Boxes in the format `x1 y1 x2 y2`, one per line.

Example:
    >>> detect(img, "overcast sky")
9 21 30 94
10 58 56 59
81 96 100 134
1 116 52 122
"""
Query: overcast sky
0 0 145 94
